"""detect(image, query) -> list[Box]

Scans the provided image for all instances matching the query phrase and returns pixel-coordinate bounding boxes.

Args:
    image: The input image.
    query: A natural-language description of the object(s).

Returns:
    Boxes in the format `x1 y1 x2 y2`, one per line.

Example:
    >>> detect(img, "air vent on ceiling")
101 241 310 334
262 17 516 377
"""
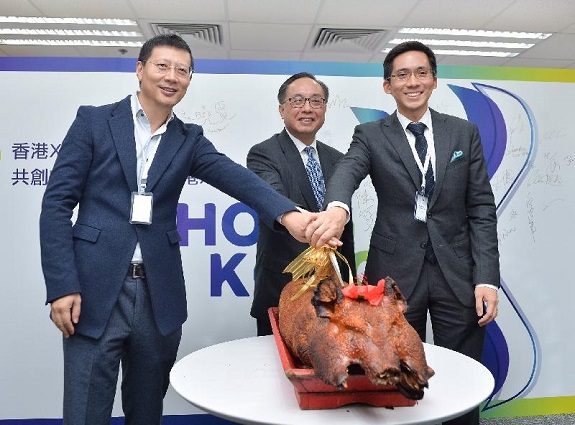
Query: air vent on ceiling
150 23 222 46
313 28 387 51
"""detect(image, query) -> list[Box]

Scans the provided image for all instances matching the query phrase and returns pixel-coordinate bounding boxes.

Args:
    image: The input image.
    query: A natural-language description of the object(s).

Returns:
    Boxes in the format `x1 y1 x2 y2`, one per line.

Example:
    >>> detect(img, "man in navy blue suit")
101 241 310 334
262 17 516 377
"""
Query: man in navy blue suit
40 34 316 425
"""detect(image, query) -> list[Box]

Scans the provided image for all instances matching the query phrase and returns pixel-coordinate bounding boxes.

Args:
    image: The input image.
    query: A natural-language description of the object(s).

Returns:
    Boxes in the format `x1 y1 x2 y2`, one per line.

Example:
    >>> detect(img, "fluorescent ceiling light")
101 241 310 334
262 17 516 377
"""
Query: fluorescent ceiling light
0 39 143 47
388 38 533 49
398 28 551 40
381 47 518 58
0 16 137 26
431 49 519 57
0 29 141 37
0 16 143 47
384 27 549 57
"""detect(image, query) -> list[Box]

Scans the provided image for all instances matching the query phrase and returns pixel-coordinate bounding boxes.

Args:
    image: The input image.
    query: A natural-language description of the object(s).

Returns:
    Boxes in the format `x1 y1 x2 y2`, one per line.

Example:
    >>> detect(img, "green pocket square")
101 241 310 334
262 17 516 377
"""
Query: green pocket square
450 150 463 162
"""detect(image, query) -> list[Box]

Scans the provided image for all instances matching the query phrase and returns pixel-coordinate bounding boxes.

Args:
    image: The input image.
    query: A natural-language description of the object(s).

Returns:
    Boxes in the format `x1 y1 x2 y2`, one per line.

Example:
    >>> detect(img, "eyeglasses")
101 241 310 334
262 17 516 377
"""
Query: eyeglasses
142 60 194 78
388 67 434 82
285 96 326 109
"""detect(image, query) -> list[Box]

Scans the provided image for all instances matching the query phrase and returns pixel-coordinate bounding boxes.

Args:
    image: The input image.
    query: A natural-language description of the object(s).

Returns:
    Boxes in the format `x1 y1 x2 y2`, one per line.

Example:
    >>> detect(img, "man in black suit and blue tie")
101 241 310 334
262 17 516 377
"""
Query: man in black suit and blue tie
307 42 500 425
39 35 316 425
247 72 356 336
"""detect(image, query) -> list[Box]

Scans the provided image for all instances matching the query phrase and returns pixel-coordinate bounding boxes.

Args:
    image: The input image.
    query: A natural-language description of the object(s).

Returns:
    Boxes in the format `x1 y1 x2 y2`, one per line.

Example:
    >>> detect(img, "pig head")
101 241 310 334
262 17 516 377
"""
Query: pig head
278 275 434 400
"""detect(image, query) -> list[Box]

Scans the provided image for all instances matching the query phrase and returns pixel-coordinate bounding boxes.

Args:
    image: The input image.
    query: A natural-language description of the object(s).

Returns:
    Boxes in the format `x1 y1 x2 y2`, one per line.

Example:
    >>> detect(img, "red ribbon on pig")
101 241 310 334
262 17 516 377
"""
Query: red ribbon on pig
341 279 386 306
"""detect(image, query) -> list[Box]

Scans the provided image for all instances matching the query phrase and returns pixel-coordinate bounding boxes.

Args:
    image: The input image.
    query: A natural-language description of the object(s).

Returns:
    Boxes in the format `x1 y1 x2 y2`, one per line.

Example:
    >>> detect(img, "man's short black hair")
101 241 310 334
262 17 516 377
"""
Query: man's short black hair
277 72 329 104
383 41 437 81
138 34 194 71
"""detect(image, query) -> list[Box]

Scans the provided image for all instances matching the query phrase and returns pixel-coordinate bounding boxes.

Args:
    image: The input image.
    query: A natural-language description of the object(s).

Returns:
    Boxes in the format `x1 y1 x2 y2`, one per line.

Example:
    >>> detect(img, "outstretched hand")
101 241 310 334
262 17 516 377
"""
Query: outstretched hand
282 210 318 243
282 210 343 247
305 207 347 248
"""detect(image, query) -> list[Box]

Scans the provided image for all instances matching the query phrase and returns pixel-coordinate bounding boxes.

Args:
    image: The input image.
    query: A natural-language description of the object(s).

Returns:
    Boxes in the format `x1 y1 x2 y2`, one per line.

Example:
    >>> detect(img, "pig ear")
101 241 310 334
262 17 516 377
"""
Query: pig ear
385 276 408 313
311 278 342 318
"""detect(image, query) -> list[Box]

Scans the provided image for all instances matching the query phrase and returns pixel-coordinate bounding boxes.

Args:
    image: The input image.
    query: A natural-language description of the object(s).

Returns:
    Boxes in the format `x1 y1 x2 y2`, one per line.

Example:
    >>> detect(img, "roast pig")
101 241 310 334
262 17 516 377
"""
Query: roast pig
278 275 435 400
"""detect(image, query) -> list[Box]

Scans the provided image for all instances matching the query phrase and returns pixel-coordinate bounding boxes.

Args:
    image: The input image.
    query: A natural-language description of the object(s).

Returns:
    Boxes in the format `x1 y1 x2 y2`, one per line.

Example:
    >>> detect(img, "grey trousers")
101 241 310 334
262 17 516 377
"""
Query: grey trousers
405 258 485 425
63 276 182 425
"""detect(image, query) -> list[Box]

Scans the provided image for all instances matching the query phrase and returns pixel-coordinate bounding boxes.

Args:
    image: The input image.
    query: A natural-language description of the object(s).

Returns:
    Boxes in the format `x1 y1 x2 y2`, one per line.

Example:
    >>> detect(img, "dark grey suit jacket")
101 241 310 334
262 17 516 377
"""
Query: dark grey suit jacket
324 109 500 306
40 96 298 339
247 129 356 319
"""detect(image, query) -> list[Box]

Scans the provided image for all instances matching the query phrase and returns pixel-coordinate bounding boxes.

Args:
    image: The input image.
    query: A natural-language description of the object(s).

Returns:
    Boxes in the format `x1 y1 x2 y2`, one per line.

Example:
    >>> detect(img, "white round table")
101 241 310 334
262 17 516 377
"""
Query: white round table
170 336 494 425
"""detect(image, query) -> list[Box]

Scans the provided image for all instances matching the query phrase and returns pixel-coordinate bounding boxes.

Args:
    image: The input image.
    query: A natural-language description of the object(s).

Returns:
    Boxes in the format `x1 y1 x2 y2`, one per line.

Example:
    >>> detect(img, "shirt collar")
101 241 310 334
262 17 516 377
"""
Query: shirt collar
284 128 318 153
397 109 432 133
131 92 174 134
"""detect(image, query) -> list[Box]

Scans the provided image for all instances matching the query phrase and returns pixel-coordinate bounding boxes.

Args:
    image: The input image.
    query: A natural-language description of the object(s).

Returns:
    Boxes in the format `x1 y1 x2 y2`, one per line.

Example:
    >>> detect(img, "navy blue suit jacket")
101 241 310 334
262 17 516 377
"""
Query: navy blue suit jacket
40 96 297 338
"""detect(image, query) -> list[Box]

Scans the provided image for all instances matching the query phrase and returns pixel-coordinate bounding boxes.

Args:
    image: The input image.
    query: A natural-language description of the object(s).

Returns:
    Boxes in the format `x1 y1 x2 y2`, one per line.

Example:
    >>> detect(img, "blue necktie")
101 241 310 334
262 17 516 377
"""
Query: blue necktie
304 146 325 209
407 122 435 197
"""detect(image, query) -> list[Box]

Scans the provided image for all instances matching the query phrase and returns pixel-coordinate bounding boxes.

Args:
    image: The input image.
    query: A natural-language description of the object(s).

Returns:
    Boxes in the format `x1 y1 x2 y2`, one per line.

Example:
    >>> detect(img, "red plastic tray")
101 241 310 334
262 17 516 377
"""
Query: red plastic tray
268 307 417 410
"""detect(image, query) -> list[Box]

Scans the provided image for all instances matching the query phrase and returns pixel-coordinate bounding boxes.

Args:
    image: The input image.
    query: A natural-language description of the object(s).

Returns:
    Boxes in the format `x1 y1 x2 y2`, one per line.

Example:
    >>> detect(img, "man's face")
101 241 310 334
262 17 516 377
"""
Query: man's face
383 50 437 122
279 77 327 145
136 46 192 112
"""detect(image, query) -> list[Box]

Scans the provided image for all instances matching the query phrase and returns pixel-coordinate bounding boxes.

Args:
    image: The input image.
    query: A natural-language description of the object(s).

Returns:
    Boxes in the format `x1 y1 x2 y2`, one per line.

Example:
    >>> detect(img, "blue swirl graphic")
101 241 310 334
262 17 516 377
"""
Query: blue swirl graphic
350 82 540 412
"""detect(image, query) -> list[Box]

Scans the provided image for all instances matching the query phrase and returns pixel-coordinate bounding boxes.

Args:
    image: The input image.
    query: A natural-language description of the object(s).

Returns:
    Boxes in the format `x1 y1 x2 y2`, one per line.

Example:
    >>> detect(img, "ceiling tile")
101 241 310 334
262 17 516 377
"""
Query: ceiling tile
128 0 226 20
27 0 135 18
316 0 418 27
227 0 322 24
518 33 575 60
2 0 40 15
486 0 575 32
229 22 311 51
405 0 516 28
229 50 302 61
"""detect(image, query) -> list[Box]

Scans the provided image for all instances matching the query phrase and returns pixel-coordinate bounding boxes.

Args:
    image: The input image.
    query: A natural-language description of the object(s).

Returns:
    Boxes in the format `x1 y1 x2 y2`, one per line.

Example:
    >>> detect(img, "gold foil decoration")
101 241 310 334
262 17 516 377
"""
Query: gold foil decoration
283 246 354 301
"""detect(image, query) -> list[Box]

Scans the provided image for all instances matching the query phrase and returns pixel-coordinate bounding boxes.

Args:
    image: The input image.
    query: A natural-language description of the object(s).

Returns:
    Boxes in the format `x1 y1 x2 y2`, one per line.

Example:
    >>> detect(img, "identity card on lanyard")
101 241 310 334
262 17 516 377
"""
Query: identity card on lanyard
130 136 160 225
414 151 431 223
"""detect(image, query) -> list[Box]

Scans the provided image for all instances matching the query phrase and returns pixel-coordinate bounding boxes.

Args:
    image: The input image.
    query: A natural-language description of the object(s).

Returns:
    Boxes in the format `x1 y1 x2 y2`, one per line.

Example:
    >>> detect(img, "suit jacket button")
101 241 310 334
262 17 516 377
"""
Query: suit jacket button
420 241 427 249
427 212 432 219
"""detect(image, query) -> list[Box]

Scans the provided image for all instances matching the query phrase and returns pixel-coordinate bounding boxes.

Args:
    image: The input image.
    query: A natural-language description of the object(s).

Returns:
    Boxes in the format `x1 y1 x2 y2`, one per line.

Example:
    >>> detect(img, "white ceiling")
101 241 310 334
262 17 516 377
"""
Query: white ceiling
2 0 575 69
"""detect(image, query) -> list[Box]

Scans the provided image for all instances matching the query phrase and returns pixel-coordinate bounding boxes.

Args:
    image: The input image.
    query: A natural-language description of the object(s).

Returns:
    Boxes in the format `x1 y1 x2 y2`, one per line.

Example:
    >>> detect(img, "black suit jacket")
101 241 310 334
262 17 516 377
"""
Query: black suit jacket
325 110 500 306
247 129 356 319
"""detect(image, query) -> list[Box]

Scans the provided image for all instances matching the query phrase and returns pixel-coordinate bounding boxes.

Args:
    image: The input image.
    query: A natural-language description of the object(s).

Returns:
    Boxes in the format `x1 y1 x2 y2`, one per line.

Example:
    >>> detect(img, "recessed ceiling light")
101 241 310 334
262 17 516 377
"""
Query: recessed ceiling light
0 39 143 47
383 27 550 57
432 49 519 57
381 47 518 58
398 28 551 40
0 16 137 26
0 29 141 37
388 38 533 49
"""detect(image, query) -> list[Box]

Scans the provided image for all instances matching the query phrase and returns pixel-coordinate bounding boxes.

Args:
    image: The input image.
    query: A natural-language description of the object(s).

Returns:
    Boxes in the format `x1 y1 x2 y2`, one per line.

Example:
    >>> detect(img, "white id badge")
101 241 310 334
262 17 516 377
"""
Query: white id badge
130 192 153 225
414 191 428 222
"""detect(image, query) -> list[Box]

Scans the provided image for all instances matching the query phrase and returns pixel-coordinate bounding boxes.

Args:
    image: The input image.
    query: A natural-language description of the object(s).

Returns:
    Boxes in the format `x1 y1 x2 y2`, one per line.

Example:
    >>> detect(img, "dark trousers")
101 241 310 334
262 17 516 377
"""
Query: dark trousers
63 276 182 425
404 258 486 425
256 317 273 337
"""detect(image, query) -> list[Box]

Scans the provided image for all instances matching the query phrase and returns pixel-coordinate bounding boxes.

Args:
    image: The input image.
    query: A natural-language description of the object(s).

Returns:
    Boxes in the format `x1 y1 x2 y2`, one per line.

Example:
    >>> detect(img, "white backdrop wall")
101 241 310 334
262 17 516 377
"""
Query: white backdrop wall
1 59 574 421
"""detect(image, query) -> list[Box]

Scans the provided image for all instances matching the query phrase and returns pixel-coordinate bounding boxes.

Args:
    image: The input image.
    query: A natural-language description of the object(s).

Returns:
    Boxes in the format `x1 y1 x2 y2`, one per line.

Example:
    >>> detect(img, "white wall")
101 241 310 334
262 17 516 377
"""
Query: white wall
1 63 574 419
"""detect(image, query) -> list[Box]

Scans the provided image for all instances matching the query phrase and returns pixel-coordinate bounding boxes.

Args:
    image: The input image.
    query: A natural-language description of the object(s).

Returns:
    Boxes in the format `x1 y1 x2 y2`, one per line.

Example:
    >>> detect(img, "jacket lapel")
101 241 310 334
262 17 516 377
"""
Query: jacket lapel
145 117 187 191
109 96 138 193
316 142 336 181
278 130 318 211
383 113 422 191
429 109 452 205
